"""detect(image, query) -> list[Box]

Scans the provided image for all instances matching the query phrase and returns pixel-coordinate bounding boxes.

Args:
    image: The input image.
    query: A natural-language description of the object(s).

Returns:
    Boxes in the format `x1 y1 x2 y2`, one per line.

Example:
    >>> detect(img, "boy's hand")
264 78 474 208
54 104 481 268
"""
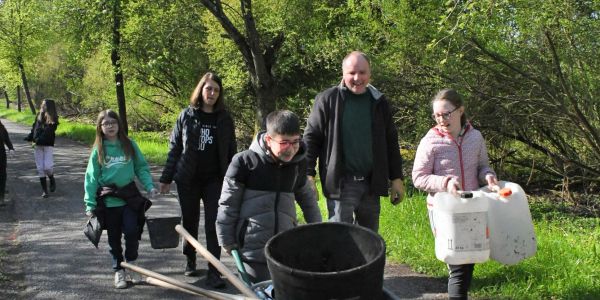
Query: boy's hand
85 211 94 217
222 244 238 255
390 178 404 205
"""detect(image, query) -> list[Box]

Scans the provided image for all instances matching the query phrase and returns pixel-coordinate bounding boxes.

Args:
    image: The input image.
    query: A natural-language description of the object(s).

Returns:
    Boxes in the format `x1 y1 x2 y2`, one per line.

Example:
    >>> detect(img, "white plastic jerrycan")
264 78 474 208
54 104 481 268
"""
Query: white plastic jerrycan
428 191 490 264
479 181 537 265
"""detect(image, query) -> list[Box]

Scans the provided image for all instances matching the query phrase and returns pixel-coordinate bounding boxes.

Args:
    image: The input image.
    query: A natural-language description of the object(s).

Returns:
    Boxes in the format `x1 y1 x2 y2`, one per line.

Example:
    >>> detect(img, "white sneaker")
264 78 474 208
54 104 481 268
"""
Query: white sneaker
126 271 144 284
114 270 127 289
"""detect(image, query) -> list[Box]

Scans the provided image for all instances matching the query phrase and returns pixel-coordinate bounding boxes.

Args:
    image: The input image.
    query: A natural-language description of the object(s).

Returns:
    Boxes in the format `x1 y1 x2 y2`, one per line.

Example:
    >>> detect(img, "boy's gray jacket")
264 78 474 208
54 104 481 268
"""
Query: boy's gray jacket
216 132 322 263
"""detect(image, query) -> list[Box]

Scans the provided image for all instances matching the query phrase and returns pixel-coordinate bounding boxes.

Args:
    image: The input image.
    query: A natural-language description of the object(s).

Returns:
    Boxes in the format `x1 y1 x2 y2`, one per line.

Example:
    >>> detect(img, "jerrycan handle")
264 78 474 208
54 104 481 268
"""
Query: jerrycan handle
459 191 473 198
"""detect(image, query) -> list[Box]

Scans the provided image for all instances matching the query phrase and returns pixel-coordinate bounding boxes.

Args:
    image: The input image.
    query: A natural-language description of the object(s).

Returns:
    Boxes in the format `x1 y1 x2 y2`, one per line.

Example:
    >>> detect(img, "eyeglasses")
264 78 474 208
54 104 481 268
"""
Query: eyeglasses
101 121 118 127
270 138 301 148
431 107 460 121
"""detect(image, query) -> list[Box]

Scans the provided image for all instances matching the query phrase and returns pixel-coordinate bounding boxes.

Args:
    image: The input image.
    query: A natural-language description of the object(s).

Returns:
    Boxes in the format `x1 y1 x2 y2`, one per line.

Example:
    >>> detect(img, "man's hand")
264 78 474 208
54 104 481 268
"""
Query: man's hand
307 176 320 202
159 183 171 194
85 211 94 217
8 149 15 158
222 244 238 256
390 178 405 205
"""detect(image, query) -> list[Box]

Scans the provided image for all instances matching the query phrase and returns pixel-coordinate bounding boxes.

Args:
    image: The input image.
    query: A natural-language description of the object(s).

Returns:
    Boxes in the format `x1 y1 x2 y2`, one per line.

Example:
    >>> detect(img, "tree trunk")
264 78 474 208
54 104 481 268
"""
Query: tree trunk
18 61 36 115
3 88 9 109
111 0 128 135
199 0 283 130
16 85 21 112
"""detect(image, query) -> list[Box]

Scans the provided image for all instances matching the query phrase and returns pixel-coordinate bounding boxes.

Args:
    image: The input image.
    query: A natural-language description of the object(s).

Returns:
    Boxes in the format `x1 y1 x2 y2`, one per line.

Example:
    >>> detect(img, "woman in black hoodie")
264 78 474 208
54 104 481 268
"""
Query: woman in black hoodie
159 72 236 289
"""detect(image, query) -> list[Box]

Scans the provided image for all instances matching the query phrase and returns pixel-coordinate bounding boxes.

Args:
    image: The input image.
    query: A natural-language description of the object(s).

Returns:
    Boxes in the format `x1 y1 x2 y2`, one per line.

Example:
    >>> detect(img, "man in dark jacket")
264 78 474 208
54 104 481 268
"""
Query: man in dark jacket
216 110 322 283
303 51 405 232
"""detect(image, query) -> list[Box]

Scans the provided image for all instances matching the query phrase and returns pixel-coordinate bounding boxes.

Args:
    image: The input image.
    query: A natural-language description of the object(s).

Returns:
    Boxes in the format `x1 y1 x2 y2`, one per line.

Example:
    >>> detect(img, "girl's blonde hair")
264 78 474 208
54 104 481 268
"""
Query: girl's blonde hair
93 109 135 165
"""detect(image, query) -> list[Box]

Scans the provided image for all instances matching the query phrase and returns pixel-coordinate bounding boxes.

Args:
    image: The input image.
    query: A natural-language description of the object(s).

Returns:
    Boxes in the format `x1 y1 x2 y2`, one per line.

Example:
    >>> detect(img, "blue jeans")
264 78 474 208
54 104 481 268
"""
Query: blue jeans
329 177 381 232
105 205 139 271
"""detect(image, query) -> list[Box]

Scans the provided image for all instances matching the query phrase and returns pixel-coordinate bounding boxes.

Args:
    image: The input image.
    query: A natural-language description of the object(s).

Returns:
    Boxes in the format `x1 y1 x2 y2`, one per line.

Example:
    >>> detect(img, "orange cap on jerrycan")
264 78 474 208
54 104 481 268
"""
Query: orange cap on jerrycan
498 188 512 197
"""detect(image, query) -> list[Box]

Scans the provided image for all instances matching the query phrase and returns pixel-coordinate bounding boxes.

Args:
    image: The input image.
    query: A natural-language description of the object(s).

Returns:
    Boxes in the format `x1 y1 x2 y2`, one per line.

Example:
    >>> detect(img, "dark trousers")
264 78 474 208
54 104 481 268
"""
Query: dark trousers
176 179 222 274
447 263 475 300
105 205 139 271
329 178 381 232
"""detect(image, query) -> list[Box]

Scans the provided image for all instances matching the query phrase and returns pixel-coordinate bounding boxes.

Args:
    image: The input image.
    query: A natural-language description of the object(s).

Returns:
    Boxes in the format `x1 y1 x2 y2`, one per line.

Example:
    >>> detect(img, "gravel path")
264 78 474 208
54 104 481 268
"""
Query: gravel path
0 118 447 299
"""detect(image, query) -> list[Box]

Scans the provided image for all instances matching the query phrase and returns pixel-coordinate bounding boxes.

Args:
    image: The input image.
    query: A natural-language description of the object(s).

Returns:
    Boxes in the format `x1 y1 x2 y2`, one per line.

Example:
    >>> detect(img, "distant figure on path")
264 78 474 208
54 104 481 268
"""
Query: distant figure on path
217 110 322 283
24 99 58 198
303 51 405 232
159 72 237 289
412 88 499 300
0 120 14 206
83 109 158 289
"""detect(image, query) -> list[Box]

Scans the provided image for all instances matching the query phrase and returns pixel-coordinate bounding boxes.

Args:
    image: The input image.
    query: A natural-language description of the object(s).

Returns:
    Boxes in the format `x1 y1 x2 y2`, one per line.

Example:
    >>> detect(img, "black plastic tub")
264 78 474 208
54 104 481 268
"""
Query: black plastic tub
265 222 386 300
146 216 180 249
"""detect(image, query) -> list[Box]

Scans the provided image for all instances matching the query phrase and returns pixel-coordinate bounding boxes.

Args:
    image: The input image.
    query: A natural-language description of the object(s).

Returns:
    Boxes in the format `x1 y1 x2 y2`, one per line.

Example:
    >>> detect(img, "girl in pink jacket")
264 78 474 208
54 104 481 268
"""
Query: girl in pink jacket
412 89 498 300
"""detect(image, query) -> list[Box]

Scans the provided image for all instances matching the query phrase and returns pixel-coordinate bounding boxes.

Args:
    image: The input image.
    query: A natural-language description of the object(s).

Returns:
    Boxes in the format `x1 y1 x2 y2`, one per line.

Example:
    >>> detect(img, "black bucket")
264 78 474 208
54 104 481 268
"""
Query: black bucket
265 222 386 300
146 217 180 249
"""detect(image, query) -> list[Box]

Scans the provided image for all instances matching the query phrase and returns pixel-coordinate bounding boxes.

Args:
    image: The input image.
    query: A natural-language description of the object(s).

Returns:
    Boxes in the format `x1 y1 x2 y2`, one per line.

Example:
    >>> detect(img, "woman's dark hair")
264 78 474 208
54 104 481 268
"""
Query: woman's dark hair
190 72 225 111
432 88 467 126
94 109 135 165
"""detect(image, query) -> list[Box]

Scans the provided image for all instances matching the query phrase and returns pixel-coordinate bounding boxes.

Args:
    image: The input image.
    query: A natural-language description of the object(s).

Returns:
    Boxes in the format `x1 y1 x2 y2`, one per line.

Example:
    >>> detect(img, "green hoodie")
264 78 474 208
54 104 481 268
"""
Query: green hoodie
84 139 154 212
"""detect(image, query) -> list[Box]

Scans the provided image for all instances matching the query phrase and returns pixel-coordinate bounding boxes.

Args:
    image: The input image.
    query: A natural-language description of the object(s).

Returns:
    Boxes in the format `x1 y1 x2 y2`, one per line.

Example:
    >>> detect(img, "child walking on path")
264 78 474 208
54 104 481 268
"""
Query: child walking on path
216 110 322 283
25 99 59 198
412 89 499 300
0 120 15 206
83 109 158 289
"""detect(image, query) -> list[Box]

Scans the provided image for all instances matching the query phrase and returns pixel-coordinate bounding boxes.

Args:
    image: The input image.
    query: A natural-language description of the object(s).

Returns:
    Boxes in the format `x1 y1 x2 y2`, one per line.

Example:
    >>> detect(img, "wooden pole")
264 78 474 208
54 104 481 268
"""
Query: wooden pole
145 277 248 300
120 262 239 300
175 225 258 298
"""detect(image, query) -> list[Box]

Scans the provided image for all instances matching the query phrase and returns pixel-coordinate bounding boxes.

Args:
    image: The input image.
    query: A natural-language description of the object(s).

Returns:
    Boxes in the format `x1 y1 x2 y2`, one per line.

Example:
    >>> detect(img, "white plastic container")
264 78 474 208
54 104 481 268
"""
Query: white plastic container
428 191 490 264
480 181 537 265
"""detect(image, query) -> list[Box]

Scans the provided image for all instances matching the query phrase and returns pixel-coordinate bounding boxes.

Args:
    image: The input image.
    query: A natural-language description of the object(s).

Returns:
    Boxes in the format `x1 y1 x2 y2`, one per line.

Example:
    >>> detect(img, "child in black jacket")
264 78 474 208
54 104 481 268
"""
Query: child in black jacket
25 99 59 198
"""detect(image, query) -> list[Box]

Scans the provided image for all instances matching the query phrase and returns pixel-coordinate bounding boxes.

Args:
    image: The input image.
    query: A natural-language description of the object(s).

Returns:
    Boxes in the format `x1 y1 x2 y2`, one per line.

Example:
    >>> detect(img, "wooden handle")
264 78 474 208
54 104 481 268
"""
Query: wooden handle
120 262 239 300
175 224 258 298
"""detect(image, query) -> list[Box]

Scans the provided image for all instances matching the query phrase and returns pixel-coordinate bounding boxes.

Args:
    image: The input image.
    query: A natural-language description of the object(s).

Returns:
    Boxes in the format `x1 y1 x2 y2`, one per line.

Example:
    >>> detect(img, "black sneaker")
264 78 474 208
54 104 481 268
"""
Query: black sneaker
184 261 199 277
205 271 226 289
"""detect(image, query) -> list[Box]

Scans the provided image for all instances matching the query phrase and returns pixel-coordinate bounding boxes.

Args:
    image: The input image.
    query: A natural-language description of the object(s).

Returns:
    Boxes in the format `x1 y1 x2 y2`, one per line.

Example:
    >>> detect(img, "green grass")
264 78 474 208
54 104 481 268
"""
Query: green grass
2 107 599 299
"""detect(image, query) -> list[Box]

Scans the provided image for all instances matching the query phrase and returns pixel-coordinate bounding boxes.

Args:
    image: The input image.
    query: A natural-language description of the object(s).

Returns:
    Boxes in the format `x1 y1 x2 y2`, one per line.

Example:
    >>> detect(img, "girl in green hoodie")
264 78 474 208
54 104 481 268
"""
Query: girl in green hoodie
83 109 157 289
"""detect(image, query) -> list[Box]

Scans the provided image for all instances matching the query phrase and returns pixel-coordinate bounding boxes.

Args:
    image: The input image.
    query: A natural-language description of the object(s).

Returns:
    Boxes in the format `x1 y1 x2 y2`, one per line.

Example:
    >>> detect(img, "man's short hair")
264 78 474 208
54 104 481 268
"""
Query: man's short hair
266 110 301 136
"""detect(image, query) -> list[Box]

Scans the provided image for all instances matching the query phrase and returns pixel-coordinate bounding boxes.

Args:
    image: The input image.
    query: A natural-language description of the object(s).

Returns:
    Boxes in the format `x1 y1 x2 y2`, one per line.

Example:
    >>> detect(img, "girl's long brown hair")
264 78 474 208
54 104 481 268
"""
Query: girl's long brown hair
37 99 58 125
94 109 135 165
